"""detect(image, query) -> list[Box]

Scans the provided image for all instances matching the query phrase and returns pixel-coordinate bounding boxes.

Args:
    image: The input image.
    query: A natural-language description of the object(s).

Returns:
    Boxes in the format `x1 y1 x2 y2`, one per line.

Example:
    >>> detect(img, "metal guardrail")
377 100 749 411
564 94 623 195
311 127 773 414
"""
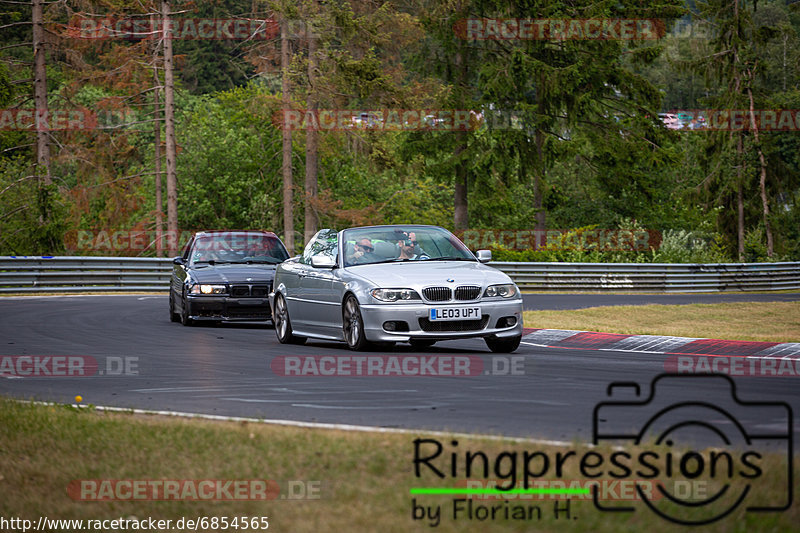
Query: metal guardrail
0 256 172 293
491 261 800 292
0 256 798 293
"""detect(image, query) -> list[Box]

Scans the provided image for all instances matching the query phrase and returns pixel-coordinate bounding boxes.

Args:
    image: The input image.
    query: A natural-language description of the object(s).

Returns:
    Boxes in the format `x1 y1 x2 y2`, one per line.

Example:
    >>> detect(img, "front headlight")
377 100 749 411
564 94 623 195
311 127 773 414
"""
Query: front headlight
370 288 421 302
483 283 517 298
190 284 227 295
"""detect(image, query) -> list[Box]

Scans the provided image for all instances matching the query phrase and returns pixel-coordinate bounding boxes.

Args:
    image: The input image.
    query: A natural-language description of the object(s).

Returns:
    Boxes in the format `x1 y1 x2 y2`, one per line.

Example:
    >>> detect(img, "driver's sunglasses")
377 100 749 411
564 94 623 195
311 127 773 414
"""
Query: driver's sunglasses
358 244 374 252
403 240 417 246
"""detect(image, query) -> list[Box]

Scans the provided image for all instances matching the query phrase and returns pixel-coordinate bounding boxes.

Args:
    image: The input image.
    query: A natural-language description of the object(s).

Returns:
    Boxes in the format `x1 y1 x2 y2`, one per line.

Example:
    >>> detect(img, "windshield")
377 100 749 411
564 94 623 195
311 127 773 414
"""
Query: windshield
190 233 289 266
341 226 474 267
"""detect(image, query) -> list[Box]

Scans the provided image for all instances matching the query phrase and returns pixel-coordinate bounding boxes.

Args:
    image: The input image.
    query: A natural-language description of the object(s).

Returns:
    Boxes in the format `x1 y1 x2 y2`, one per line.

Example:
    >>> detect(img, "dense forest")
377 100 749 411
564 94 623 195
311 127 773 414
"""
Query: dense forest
1 0 799 262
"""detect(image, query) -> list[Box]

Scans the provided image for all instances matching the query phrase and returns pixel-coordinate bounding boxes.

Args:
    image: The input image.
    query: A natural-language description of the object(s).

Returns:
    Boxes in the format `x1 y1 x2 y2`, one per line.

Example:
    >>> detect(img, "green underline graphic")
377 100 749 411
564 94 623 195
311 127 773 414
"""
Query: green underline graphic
410 487 590 496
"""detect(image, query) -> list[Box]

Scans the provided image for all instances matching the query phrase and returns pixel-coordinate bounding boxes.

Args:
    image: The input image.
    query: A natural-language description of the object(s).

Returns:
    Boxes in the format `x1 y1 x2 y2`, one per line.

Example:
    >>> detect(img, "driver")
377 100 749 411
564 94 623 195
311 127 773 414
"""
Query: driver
348 238 382 264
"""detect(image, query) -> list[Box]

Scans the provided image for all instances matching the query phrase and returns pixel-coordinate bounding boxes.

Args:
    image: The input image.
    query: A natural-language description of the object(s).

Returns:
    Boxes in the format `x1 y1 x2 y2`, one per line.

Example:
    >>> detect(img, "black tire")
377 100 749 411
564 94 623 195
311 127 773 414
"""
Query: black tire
274 294 306 345
169 292 180 322
484 334 521 353
409 339 436 349
180 292 194 327
342 294 369 351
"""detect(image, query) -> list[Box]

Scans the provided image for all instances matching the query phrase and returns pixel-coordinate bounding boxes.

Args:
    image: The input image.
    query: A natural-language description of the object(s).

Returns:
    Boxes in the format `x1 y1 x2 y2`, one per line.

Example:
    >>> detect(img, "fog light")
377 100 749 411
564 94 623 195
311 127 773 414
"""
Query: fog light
383 321 409 332
496 316 517 328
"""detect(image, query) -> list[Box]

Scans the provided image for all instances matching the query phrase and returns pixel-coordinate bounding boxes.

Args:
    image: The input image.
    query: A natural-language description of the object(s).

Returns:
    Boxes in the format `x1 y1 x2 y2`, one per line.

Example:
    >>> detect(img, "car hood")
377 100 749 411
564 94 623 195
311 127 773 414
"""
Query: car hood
345 261 512 288
189 264 277 284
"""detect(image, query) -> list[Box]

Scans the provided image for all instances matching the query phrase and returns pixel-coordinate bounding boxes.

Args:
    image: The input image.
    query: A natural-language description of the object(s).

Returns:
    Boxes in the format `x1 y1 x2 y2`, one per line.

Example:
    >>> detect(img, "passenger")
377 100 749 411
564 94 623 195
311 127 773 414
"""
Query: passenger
397 232 429 260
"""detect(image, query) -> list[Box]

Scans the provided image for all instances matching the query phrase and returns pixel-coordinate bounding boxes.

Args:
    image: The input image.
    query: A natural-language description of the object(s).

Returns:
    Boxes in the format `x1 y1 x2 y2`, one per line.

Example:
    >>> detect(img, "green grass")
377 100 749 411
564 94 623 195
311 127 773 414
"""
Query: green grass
523 301 800 342
1 399 797 532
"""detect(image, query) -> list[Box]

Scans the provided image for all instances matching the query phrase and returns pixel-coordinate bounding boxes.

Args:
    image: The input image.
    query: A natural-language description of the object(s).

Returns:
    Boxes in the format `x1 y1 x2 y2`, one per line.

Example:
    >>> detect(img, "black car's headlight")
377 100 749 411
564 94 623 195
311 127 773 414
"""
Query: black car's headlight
483 283 517 298
189 284 227 295
370 288 421 302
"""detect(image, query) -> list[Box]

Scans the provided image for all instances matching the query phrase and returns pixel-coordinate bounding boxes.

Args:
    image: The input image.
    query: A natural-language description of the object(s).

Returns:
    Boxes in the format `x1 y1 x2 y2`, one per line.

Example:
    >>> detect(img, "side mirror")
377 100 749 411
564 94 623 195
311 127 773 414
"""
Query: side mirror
310 254 336 269
172 256 185 265
476 250 492 264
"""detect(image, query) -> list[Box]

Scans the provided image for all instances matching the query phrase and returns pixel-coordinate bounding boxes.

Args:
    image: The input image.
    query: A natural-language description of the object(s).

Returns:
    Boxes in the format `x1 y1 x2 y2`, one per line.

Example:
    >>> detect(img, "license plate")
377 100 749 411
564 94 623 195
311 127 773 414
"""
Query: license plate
429 307 481 321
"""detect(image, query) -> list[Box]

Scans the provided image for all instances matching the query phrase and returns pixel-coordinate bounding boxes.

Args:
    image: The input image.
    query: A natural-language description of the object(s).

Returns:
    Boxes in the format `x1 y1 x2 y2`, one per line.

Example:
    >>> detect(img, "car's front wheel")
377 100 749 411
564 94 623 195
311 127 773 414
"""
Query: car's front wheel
342 294 369 351
169 292 180 323
484 334 521 353
274 294 306 345
180 290 194 326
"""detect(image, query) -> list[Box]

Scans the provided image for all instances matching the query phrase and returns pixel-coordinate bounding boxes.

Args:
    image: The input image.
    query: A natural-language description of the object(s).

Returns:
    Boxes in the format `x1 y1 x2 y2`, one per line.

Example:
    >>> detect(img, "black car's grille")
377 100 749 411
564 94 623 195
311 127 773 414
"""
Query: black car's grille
454 286 481 301
418 315 489 332
251 285 269 297
230 284 270 297
423 287 451 302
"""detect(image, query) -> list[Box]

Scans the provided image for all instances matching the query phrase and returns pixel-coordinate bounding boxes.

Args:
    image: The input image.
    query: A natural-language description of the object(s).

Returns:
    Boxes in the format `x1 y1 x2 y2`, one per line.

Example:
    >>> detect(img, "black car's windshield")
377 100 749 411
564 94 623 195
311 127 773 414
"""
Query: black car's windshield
341 226 475 267
189 233 289 266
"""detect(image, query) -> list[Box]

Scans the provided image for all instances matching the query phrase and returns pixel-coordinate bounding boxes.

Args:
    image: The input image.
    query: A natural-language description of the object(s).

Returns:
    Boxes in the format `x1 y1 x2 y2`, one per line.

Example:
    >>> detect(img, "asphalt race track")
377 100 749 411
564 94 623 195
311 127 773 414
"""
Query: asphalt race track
1 294 799 446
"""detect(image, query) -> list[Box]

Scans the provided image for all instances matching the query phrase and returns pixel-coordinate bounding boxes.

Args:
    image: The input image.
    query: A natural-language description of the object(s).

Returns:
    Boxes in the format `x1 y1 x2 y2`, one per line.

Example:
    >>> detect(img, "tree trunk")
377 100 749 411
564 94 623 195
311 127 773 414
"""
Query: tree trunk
533 130 546 231
304 31 319 244
453 48 468 230
747 84 773 257
737 136 744 261
454 134 468 230
162 1 178 256
32 0 50 185
152 16 163 256
281 18 295 253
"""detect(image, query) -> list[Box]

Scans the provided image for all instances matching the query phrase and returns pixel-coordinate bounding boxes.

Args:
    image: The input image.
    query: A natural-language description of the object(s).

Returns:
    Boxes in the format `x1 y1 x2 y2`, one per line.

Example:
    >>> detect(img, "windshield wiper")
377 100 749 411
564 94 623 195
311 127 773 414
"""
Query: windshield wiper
424 256 475 261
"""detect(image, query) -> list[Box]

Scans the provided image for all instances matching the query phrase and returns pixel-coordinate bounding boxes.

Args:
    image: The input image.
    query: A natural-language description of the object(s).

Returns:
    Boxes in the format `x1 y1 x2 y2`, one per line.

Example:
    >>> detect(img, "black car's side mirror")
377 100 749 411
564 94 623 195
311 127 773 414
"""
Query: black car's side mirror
172 256 185 265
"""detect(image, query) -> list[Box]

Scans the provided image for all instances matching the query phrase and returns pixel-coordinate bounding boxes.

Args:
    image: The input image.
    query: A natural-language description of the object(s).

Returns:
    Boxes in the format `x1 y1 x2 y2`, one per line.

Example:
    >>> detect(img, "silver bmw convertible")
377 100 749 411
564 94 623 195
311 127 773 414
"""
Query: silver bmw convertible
269 225 523 352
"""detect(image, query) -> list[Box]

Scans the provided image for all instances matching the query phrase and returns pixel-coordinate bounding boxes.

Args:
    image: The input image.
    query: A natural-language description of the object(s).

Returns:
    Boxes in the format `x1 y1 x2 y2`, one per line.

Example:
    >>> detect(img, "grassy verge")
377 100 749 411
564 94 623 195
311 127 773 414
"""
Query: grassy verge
523 301 800 342
1 399 797 532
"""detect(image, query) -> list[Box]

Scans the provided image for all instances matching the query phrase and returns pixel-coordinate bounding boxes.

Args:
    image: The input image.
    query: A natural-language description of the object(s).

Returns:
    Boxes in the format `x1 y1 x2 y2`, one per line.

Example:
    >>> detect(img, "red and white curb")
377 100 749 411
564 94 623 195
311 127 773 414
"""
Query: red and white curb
521 328 800 376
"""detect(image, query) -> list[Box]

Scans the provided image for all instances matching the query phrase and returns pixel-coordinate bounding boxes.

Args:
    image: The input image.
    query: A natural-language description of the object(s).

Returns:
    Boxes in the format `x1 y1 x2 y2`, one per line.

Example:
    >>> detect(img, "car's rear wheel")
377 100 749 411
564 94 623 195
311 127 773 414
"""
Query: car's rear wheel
484 334 521 353
343 295 369 351
409 339 436 349
274 294 305 345
169 292 180 322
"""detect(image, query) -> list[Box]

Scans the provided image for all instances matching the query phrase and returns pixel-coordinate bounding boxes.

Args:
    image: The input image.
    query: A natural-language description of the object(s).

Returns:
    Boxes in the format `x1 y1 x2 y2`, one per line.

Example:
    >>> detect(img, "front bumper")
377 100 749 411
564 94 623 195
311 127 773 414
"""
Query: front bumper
185 295 272 322
358 298 523 342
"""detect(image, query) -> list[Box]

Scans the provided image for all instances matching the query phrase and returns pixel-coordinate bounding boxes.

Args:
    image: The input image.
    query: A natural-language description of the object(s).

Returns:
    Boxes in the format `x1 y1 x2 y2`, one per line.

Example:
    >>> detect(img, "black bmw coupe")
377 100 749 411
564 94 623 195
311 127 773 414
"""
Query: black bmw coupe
169 230 290 326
